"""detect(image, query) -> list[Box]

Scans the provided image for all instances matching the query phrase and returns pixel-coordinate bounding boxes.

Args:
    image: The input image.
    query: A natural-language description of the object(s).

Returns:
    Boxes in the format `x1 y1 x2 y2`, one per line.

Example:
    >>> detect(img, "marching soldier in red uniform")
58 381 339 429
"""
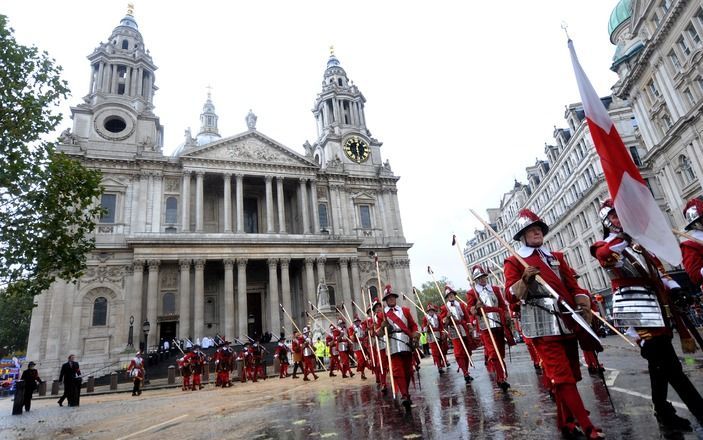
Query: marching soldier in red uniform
336 320 355 378
326 325 340 377
274 339 291 378
291 330 304 379
505 209 603 439
350 316 368 380
177 348 192 391
302 327 319 381
252 341 267 381
421 303 447 374
214 341 233 387
127 352 145 396
190 345 205 390
369 299 388 393
681 197 703 290
376 284 419 411
592 200 703 431
439 286 474 384
467 265 514 391
235 345 248 383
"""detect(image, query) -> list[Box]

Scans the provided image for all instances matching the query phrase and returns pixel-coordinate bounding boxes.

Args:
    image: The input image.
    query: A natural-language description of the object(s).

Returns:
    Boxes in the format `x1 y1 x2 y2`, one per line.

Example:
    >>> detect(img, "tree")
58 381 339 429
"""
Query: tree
412 277 468 313
0 15 103 351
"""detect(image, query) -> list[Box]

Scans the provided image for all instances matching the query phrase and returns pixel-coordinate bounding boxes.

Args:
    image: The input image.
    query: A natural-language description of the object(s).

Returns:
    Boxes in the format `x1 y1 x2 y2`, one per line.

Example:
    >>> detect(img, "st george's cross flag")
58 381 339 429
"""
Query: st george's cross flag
568 39 681 265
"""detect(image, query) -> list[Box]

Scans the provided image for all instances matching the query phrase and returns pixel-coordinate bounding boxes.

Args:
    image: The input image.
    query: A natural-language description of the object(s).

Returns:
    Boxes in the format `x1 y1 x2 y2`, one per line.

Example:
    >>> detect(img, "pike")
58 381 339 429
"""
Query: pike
427 266 474 368
452 234 507 378
403 288 448 367
469 209 600 343
352 298 377 369
244 335 269 353
333 306 358 367
370 251 397 401
340 304 370 364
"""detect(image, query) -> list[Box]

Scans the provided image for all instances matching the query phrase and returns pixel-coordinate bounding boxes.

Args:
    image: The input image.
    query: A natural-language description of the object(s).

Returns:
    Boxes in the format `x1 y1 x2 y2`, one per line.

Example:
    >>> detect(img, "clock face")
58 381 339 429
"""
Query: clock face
344 137 370 163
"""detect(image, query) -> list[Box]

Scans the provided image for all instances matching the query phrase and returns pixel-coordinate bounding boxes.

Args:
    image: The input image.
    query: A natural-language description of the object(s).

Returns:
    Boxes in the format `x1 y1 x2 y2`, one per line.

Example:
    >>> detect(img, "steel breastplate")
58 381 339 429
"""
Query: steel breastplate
611 285 665 328
477 287 501 331
520 283 572 338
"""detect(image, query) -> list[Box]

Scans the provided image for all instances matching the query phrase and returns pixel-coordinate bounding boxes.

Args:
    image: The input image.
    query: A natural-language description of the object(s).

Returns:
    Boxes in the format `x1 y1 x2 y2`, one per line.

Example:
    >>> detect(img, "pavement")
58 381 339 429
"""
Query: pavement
1 334 703 440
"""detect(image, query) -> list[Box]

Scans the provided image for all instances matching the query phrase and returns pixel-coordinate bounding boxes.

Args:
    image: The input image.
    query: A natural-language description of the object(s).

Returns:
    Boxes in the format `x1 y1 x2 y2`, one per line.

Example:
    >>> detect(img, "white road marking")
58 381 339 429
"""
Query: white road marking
115 414 189 440
605 369 619 387
610 387 686 409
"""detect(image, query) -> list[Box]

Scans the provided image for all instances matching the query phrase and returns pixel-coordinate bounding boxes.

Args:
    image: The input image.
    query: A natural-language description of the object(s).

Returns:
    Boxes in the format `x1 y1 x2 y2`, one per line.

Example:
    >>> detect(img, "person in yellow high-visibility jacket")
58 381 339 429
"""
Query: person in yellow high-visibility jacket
314 337 327 368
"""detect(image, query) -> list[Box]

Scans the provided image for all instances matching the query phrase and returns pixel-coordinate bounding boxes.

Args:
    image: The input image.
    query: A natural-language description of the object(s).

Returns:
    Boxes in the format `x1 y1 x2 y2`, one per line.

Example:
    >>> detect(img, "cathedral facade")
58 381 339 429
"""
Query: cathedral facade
26 10 413 377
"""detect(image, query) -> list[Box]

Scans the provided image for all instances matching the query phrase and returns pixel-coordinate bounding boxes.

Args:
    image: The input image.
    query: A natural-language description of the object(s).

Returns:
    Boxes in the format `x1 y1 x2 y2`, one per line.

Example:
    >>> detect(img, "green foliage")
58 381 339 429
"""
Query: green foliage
0 15 103 332
0 288 34 356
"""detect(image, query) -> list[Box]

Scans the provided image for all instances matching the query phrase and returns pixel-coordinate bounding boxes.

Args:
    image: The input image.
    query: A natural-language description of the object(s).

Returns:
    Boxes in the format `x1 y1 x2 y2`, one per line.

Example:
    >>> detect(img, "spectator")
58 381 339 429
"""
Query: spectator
20 361 42 412
57 354 81 407
314 337 326 367
163 339 171 357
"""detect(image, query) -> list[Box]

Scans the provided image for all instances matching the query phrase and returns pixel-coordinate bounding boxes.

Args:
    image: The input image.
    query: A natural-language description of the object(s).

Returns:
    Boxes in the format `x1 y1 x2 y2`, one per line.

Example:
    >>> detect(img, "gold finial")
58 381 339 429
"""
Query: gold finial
127 3 134 16
560 21 571 41
329 45 335 56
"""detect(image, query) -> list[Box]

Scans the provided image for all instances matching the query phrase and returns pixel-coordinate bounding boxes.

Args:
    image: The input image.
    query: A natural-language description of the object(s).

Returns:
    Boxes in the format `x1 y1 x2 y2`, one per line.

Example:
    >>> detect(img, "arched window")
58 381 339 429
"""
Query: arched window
162 292 176 315
679 155 696 185
165 197 178 224
337 78 343 86
121 40 129 49
92 297 108 326
369 285 378 298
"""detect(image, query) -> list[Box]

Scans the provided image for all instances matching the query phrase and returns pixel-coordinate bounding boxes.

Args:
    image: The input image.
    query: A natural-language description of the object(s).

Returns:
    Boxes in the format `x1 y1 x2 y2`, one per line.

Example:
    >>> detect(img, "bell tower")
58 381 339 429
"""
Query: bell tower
310 48 382 173
67 4 163 158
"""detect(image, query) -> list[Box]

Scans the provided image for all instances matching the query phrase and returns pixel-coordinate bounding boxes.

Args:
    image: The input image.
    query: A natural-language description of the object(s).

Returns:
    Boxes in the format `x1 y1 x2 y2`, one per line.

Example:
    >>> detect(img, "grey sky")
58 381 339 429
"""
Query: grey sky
4 0 621 290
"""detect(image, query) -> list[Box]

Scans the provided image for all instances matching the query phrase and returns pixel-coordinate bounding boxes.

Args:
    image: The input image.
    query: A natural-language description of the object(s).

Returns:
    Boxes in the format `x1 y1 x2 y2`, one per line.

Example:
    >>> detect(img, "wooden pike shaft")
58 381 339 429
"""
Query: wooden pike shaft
673 229 703 246
407 289 447 367
352 298 377 369
593 311 636 347
428 267 474 367
342 304 370 363
373 255 397 400
279 304 302 334
453 236 507 378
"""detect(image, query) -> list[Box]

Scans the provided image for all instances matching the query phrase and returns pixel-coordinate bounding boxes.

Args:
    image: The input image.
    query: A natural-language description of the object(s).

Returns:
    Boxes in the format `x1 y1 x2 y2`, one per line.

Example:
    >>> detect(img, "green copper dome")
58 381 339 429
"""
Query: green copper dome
608 0 632 39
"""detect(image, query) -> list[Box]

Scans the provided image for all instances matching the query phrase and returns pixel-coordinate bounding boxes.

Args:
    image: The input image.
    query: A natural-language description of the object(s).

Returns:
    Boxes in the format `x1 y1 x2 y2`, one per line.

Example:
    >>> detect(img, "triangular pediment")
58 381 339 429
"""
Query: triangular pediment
182 131 317 167
351 191 376 204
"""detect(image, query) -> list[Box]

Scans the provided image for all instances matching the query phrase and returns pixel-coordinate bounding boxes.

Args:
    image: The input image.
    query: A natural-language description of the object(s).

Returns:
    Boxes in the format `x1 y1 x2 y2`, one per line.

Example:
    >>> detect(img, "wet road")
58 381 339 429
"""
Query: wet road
2 337 702 439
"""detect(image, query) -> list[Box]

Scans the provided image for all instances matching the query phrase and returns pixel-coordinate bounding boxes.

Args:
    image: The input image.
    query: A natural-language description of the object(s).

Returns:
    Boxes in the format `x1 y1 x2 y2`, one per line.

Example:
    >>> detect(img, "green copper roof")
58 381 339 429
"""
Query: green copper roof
608 0 632 38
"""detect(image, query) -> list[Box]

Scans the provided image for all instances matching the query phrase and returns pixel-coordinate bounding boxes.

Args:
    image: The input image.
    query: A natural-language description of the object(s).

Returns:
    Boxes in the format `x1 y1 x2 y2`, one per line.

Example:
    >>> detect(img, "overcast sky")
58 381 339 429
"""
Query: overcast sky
4 1 621 290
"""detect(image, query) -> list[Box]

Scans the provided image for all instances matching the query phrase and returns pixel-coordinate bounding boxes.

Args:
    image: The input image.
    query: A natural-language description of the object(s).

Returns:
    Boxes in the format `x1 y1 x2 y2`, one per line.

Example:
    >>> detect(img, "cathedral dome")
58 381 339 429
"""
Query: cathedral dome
608 0 632 42
119 14 138 30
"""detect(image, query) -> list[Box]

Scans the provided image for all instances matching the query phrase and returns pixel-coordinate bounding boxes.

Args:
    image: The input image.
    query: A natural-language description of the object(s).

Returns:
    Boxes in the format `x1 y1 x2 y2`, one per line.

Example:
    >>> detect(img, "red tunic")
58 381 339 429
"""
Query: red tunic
681 237 703 288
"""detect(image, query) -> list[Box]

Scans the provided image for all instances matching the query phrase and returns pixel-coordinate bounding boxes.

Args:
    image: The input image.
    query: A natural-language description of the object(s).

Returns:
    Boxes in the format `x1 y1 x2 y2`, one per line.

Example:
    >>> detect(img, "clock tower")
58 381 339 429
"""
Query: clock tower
310 49 382 174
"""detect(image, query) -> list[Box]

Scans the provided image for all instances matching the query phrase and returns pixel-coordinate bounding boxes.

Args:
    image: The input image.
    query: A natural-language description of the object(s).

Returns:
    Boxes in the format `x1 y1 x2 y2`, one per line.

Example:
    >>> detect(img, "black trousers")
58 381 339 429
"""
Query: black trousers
292 362 302 376
132 378 142 395
23 389 33 411
640 335 703 419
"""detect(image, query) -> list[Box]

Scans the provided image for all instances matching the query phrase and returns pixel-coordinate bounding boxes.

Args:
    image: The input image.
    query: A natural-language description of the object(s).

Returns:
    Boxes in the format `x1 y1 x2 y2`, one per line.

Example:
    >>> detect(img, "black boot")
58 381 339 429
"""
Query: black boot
498 381 511 391
655 402 692 431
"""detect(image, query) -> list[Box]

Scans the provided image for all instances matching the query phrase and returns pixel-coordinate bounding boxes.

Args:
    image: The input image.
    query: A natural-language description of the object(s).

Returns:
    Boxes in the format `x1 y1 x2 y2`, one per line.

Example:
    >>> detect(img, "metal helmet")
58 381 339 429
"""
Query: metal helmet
444 285 457 300
598 199 619 232
382 284 398 301
471 265 488 280
683 197 703 230
513 209 549 241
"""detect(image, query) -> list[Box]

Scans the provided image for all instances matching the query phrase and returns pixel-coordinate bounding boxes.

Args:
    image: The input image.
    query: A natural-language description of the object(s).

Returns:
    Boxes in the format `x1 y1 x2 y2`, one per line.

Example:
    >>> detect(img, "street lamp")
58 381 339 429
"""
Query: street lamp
127 315 134 348
142 320 150 353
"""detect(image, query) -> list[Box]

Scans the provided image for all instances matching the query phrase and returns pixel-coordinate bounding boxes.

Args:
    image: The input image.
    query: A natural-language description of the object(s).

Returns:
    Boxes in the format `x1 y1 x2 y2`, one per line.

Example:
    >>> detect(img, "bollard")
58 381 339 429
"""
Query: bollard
203 363 209 384
237 360 244 382
38 381 47 396
168 365 175 384
51 380 60 395
12 381 25 415
110 372 118 390
273 357 280 375
87 376 95 393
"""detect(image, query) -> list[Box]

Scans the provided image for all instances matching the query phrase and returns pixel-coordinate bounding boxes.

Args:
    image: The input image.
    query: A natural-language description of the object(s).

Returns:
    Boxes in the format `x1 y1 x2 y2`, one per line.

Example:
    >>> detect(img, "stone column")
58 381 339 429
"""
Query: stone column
223 173 232 233
178 259 191 339
236 258 248 338
390 189 405 237
350 258 361 308
265 176 274 233
195 172 204 232
146 260 160 348
299 178 310 234
124 67 131 96
136 171 149 232
280 258 292 335
193 259 205 341
96 62 104 92
377 188 390 236
224 259 235 339
268 259 280 335
339 186 351 234
276 177 286 233
130 260 145 343
236 174 244 233
110 64 118 94
181 172 191 232
151 173 163 233
310 179 320 233
329 185 340 235
339 258 352 309
136 67 143 97
46 280 68 361
304 257 316 309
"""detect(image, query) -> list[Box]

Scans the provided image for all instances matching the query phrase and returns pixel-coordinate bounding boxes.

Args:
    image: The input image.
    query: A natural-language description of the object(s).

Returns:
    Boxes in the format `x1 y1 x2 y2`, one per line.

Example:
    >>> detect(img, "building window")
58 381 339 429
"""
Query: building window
684 88 696 106
668 50 681 70
165 197 177 224
647 80 661 99
679 155 696 185
697 76 703 94
100 194 117 223
121 40 129 49
244 197 258 233
678 36 691 56
328 286 336 305
92 297 108 326
687 24 701 46
661 0 671 13
359 205 372 229
162 292 176 315
318 203 329 231
661 112 673 131
629 146 643 166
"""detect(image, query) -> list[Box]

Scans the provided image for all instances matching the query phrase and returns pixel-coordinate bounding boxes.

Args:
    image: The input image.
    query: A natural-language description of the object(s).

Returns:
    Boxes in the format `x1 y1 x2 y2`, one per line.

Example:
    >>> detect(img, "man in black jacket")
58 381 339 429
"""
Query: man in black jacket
58 355 81 407
20 361 42 412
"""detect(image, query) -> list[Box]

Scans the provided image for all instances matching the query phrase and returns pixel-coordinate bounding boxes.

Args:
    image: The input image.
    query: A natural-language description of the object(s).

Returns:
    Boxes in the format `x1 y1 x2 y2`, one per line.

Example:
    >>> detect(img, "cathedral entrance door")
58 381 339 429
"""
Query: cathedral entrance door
246 290 263 340
160 322 177 344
